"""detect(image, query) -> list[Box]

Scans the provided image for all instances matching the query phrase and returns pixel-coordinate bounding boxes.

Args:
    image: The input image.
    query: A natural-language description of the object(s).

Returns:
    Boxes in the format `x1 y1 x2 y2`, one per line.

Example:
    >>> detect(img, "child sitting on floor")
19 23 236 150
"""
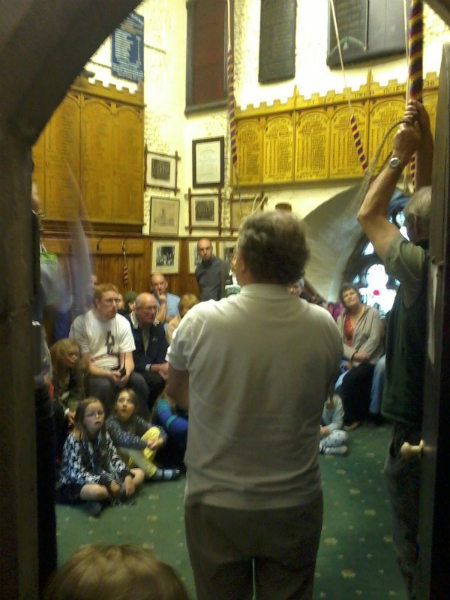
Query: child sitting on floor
44 543 189 600
320 391 348 455
107 389 181 481
153 394 188 468
58 397 145 517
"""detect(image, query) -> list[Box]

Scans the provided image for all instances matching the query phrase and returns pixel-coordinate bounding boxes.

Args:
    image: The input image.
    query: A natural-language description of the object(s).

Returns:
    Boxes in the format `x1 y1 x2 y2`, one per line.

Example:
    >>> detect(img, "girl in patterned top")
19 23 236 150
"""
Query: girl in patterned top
107 389 181 481
58 397 145 516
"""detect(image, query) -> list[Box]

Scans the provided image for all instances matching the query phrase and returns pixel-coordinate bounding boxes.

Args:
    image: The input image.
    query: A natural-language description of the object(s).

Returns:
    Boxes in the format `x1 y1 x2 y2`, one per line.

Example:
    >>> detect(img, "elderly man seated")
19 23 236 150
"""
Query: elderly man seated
128 293 169 411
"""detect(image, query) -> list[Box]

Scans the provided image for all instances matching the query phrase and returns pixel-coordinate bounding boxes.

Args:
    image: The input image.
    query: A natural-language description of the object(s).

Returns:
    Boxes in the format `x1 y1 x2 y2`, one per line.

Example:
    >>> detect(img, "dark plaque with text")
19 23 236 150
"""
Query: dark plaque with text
327 0 405 67
259 0 297 84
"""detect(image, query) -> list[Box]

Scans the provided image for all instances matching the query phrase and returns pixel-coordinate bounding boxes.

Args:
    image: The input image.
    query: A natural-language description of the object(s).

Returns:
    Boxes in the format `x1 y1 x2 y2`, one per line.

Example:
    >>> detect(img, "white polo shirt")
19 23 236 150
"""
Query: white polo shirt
168 284 342 510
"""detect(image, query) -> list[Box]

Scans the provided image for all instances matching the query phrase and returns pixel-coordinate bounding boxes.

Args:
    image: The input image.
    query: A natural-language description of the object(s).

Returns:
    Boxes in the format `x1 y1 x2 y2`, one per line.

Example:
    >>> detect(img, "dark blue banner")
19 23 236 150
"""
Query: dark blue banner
111 11 144 83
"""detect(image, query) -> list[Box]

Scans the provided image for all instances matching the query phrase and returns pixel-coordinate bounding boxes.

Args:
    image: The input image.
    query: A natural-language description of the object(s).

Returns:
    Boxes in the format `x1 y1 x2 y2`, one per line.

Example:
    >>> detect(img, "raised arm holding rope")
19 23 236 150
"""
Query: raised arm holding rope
357 100 433 600
357 100 433 261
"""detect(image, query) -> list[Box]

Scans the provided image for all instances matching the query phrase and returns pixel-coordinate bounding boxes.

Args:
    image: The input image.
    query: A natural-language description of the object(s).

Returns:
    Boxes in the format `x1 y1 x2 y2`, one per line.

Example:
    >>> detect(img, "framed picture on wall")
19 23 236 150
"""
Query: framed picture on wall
188 240 204 274
149 196 180 236
191 195 219 227
218 240 236 263
145 149 179 192
151 240 180 275
192 136 224 188
230 193 266 231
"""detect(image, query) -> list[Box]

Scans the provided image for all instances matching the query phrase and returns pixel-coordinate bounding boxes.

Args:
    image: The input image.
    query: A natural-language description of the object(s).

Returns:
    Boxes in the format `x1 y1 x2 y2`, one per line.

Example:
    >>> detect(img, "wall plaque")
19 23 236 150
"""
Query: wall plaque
327 0 405 67
113 107 142 222
263 115 294 183
111 11 144 83
259 0 296 84
235 120 262 185
81 100 114 221
330 105 367 179
369 99 405 169
45 94 80 219
295 111 329 180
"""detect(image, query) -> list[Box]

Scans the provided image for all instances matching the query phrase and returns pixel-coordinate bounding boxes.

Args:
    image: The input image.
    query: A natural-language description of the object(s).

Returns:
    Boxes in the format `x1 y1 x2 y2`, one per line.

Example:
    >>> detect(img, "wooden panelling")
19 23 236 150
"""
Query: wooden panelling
32 77 144 233
40 232 230 299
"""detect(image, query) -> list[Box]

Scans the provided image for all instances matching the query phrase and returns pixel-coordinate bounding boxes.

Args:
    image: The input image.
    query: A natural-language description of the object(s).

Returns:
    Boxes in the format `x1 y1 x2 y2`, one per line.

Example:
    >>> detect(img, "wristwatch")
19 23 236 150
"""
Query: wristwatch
389 156 403 170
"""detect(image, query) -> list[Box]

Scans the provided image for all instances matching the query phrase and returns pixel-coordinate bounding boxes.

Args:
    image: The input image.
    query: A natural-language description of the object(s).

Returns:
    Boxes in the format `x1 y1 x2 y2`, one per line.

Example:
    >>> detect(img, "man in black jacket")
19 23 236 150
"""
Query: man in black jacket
129 293 168 412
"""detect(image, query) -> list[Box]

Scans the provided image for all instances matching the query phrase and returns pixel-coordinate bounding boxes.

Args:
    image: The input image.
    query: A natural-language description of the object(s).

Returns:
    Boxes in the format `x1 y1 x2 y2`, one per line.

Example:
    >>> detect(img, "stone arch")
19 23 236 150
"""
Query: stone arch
303 186 409 300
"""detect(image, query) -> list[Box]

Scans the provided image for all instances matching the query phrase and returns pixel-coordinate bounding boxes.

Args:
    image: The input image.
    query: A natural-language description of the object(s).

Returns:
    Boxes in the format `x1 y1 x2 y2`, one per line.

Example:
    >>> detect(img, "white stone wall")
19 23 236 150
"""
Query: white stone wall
232 0 450 217
85 0 187 235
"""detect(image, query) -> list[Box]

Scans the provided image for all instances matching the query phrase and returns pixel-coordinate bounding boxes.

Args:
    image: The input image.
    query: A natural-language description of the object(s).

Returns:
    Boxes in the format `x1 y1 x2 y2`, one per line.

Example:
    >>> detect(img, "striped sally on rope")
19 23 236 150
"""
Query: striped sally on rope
408 0 424 188
122 243 129 290
329 0 368 174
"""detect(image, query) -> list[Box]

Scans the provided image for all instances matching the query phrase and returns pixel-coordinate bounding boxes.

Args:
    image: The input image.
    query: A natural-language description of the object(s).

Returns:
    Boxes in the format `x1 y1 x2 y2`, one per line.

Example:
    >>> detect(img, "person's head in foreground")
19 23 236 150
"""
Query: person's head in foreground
235 211 310 286
45 544 189 600
403 185 432 244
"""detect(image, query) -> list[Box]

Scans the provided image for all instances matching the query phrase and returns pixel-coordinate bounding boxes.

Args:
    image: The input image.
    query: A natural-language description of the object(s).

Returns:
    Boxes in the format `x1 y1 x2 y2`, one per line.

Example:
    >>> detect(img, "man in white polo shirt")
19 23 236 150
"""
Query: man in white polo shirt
167 211 342 600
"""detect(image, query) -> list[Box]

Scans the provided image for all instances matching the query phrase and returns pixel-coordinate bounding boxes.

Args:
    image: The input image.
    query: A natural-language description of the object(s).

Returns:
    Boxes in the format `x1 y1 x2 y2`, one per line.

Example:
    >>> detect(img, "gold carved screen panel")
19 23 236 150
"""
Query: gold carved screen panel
423 91 438 138
330 105 367 179
235 120 263 185
369 99 405 171
263 115 294 184
31 78 144 231
233 72 438 186
295 110 330 180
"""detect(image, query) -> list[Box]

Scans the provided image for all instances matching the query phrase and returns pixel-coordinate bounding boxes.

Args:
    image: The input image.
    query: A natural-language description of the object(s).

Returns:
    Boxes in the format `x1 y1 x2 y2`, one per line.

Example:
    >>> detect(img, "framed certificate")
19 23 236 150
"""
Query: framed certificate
192 136 224 188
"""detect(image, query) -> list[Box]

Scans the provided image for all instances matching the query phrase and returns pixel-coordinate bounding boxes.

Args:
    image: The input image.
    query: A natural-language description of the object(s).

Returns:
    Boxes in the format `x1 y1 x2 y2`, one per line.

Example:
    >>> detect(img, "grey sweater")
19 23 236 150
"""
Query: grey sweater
336 306 383 365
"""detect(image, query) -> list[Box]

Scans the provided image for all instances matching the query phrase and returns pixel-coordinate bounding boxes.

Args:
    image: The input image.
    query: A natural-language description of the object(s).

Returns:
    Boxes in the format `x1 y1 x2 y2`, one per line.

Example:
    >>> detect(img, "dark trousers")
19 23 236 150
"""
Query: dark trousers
185 494 323 600
35 385 57 594
384 424 422 600
341 362 375 424
87 371 149 417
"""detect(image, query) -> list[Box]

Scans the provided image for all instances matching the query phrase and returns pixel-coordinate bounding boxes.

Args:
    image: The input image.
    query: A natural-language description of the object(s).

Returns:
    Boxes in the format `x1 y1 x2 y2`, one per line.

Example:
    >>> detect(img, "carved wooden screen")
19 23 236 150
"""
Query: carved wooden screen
232 72 438 187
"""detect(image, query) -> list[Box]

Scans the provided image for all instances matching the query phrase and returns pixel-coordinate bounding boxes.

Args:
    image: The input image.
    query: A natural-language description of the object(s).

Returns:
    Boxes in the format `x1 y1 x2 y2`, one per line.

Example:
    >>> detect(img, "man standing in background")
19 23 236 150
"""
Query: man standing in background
195 237 227 301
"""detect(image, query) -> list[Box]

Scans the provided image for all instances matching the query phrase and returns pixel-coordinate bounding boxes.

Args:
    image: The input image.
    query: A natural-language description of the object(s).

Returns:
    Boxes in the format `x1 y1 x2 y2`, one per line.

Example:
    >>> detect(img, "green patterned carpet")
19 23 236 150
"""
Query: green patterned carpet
56 424 406 600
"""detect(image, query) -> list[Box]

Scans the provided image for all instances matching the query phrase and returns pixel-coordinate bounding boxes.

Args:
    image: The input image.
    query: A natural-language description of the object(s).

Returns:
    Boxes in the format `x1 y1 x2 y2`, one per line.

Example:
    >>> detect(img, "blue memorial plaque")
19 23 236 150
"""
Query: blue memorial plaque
111 11 144 83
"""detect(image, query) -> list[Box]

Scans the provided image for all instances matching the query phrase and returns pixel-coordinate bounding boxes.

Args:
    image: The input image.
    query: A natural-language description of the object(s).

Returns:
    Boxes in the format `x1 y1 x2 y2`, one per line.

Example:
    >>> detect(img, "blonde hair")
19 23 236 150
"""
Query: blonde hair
178 293 199 314
44 544 189 600
50 339 88 400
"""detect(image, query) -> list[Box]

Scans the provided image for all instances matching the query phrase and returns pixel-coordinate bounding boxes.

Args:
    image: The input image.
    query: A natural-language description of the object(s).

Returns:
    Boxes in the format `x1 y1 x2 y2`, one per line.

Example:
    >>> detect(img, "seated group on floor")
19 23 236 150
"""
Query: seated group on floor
47 267 388 515
48 274 194 516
